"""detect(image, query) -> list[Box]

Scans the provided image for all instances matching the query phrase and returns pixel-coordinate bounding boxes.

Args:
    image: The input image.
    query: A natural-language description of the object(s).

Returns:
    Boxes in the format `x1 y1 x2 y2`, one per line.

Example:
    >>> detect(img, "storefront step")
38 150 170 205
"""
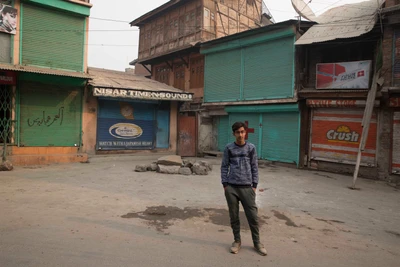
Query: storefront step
8 153 88 166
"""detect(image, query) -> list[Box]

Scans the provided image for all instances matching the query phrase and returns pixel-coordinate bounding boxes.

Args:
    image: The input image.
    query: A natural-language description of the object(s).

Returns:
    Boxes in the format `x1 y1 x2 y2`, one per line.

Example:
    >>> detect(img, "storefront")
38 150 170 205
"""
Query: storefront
390 97 400 174
0 70 16 145
218 104 300 165
307 99 379 167
88 68 193 154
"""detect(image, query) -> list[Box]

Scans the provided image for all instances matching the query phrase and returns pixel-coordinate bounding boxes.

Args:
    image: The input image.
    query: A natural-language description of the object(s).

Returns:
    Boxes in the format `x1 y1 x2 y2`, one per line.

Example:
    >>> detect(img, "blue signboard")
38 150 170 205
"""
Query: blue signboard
97 99 156 150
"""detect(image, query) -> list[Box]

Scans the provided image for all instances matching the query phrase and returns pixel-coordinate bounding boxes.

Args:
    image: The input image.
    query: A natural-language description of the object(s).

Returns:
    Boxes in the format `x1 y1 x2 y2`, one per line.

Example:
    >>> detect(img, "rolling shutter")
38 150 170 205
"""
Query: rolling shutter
243 37 294 100
262 112 299 164
311 108 377 166
394 30 400 86
19 81 82 146
0 34 11 63
97 99 156 150
392 111 400 174
204 49 241 102
21 4 85 71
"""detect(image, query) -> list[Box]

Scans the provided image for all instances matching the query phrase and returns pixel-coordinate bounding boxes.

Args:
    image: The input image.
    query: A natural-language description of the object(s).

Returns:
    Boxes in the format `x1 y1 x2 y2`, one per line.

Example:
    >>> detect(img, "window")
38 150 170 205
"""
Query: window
190 57 204 88
155 66 171 85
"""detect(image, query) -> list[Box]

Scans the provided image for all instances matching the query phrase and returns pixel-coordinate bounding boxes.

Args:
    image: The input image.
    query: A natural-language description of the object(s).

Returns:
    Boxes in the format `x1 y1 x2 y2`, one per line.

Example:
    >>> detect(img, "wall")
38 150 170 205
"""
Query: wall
198 112 213 153
81 87 98 155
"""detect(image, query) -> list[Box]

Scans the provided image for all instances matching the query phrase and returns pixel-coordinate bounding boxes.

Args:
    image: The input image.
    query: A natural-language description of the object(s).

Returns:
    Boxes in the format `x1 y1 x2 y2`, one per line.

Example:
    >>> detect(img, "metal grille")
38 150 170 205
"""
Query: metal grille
0 85 15 145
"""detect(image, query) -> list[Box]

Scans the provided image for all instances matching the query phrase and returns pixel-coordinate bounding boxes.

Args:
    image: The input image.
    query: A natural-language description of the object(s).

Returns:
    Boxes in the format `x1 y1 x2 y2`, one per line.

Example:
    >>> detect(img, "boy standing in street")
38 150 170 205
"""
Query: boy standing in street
221 121 267 256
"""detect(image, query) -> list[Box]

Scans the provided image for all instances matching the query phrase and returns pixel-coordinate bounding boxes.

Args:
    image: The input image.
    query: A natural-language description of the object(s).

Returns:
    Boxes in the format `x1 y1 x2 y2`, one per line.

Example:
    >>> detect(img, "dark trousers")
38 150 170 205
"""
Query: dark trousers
224 185 260 244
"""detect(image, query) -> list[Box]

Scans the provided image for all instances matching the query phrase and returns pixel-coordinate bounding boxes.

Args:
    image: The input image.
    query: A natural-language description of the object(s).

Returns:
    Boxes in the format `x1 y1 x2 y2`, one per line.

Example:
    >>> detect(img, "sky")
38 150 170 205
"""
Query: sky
88 0 368 71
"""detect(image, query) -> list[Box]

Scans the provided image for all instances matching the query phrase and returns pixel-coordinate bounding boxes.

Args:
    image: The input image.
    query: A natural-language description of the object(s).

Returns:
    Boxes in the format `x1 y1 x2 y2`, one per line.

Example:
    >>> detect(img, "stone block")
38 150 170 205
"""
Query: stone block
157 165 180 174
157 155 183 166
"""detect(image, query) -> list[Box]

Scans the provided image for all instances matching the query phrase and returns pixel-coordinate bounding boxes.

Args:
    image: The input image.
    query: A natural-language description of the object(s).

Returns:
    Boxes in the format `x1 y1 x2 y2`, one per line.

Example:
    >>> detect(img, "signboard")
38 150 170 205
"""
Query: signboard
389 97 400 107
93 88 193 101
0 70 16 85
307 99 380 108
97 118 155 150
311 108 377 166
0 4 17 35
316 61 371 89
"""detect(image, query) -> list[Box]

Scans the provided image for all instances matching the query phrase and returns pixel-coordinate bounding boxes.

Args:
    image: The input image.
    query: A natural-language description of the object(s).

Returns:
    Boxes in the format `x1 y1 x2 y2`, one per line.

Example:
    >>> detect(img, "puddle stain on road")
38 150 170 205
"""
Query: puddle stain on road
272 210 298 227
121 206 269 232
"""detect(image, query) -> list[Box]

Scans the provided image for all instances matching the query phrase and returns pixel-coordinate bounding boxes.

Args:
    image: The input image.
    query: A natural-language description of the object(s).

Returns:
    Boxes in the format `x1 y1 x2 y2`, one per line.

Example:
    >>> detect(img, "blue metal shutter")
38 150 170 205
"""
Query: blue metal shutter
21 4 85 72
243 37 294 100
156 102 170 148
97 99 156 150
217 115 230 151
229 113 261 156
261 112 299 164
204 49 241 102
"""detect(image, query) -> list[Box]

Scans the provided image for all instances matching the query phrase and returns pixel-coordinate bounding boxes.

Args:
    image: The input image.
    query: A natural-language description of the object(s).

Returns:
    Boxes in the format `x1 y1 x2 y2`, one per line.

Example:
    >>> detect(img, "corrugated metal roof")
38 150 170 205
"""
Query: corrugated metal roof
88 67 185 93
0 63 89 78
295 0 385 45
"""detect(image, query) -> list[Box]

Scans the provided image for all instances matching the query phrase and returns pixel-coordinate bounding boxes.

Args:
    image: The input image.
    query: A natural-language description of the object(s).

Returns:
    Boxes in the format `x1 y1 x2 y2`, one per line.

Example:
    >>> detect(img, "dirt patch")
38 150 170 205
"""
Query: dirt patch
122 206 269 232
204 208 268 230
121 206 205 232
272 210 298 227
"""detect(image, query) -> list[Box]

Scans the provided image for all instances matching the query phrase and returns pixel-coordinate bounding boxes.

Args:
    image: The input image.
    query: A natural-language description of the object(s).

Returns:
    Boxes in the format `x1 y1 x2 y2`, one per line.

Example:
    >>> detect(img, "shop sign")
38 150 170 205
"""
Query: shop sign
311 109 377 166
389 97 400 107
307 99 379 108
97 119 154 150
0 70 16 85
93 88 193 101
316 60 371 89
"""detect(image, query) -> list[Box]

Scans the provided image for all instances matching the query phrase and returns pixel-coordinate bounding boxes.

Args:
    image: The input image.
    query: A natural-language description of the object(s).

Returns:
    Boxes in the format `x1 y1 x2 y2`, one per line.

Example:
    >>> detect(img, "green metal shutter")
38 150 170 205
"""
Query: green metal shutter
19 81 82 146
243 37 294 100
229 113 260 156
0 34 11 63
261 112 299 164
204 49 241 102
217 115 230 151
21 4 85 71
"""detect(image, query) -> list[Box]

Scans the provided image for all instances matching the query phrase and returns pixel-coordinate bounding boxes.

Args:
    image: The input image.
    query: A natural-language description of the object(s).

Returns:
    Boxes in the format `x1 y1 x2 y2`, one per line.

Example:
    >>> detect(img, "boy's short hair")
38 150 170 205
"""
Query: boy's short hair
232 121 247 133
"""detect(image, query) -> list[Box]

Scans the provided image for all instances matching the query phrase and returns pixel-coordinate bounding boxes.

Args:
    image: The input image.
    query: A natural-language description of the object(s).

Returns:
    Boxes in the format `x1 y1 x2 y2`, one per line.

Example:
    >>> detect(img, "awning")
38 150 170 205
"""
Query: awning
88 67 193 102
295 0 385 45
0 63 90 79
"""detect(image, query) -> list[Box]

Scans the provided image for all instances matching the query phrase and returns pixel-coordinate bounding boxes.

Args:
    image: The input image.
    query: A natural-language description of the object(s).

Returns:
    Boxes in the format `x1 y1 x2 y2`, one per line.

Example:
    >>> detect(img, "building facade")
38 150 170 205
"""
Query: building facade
201 21 312 166
0 0 92 165
130 0 271 156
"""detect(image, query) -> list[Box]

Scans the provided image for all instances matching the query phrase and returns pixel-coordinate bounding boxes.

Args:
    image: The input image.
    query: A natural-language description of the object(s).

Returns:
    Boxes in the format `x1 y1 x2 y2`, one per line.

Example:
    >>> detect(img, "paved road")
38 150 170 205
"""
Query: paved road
0 155 399 267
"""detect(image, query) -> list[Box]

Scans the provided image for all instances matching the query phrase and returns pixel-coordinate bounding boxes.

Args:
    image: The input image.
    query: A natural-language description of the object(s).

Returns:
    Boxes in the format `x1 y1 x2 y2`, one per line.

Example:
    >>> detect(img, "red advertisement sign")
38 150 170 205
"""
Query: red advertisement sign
311 109 377 166
0 70 17 85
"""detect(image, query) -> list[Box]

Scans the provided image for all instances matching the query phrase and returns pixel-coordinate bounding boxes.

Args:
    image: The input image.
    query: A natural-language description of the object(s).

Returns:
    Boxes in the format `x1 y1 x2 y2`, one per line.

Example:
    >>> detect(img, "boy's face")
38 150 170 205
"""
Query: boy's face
233 126 246 144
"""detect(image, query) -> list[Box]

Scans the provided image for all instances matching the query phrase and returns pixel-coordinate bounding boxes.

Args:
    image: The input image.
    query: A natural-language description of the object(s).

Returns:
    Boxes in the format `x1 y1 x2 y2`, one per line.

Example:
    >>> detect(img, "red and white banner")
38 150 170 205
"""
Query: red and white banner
0 70 16 85
316 61 371 89
311 108 377 166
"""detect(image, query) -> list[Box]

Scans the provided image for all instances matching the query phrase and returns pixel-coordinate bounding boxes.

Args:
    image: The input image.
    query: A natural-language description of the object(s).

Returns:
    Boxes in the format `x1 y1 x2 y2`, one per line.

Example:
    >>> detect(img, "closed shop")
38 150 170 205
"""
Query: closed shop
97 99 170 151
217 115 229 151
393 111 400 174
19 81 82 146
221 104 300 165
310 108 377 166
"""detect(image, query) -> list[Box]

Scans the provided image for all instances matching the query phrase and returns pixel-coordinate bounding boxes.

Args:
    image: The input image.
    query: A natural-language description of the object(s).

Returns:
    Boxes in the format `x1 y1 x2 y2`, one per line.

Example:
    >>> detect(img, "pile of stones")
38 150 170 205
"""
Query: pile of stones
134 155 212 176
0 160 13 172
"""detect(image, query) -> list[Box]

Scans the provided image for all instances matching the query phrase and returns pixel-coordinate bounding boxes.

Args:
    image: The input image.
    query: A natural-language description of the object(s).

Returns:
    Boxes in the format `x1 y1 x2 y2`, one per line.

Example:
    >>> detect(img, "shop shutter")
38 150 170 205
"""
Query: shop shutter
156 102 170 149
229 113 260 156
261 112 300 164
0 34 11 63
394 30 400 86
311 108 377 166
243 37 294 100
21 4 85 72
97 99 156 150
204 49 241 102
392 111 400 174
217 115 230 151
19 81 82 146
